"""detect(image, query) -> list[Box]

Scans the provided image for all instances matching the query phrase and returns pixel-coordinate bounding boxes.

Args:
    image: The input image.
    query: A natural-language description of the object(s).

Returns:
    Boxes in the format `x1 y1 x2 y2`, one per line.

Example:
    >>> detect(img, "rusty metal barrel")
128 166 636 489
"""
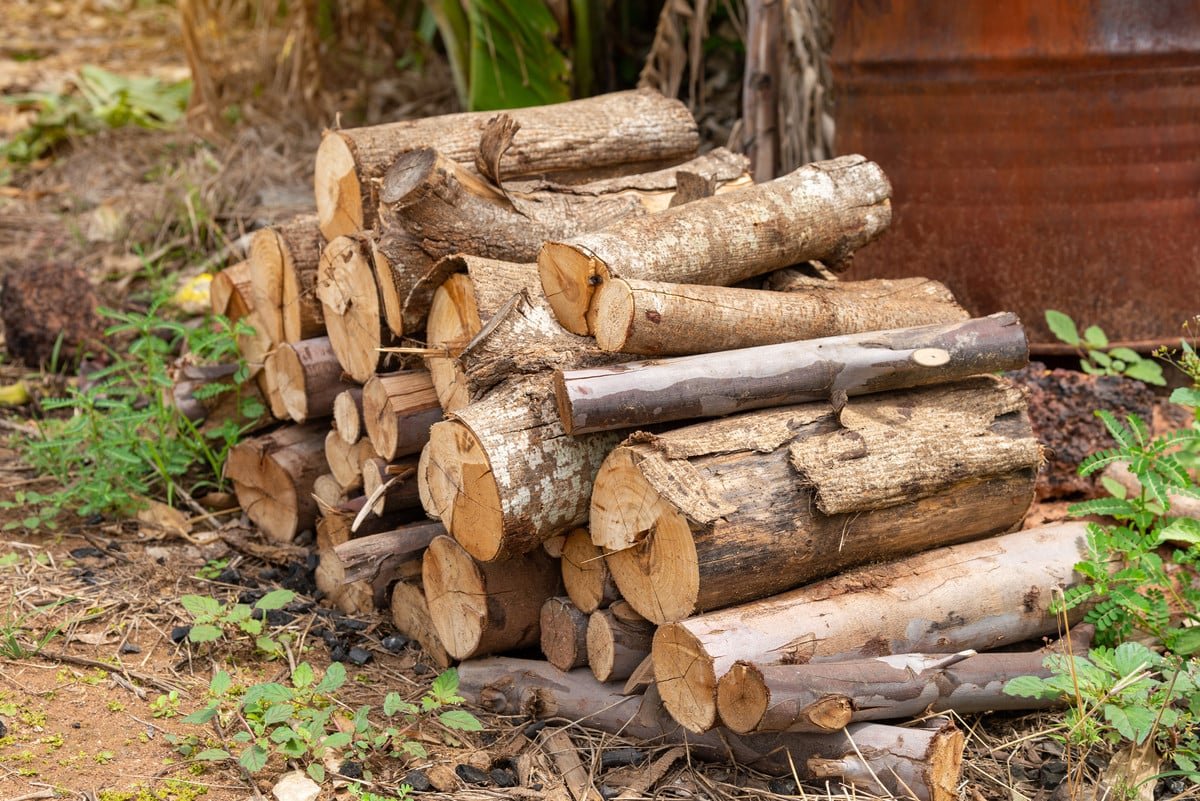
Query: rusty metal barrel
831 1 1200 352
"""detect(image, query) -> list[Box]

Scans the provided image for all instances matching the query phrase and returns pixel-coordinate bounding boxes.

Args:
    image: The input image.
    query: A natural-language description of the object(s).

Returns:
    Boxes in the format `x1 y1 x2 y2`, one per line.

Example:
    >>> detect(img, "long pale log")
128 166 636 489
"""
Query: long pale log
225 423 327 543
330 520 443 585
538 155 891 335
558 312 1029 435
391 581 453 668
718 627 1095 734
317 235 400 383
591 378 1040 623
266 336 355 423
652 522 1091 733
561 528 620 614
540 597 590 671
313 88 700 240
458 658 963 801
586 602 654 683
361 456 421 516
593 275 966 355
324 431 376 491
333 389 363 444
248 214 323 344
420 376 622 562
361 371 441 460
422 535 562 660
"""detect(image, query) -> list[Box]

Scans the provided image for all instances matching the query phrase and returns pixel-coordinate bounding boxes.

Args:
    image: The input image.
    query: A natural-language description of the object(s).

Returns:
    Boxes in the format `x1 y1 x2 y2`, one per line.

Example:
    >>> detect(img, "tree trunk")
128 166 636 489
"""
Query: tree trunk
248 214 324 344
538 155 892 335
592 275 966 356
316 234 401 382
586 602 654 683
313 88 700 240
652 522 1091 733
333 389 364 445
329 520 444 585
225 423 327 543
266 336 355 423
391 581 453 668
324 431 377 491
561 528 620 614
422 535 562 660
361 455 422 516
591 378 1040 624
540 597 590 671
557 313 1029 434
420 376 622 562
717 626 1095 734
457 658 963 801
361 371 442 459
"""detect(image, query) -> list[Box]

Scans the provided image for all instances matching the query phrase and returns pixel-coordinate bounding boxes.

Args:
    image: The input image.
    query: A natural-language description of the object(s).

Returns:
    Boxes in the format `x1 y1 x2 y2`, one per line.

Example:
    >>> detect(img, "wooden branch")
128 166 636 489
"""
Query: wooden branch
361 371 441 459
329 520 444 585
225 423 327 543
540 597 590 671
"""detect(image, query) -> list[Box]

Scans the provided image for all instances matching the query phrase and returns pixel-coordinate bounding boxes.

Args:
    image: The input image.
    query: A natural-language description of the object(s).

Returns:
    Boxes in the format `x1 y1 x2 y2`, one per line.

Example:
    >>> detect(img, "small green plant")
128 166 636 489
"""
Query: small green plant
180 589 295 657
1045 310 1166 385
0 599 69 659
193 559 230 581
151 691 181 719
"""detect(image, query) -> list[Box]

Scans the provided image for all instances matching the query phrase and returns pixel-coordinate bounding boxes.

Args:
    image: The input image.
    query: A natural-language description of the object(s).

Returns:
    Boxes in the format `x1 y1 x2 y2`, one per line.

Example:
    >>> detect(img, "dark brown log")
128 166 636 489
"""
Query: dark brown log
586 602 654 683
540 597 590 671
225 423 327 543
329 520 444 585
361 371 442 460
391 580 453 668
652 522 1091 733
266 336 356 423
538 155 892 335
560 528 620 614
557 312 1029 434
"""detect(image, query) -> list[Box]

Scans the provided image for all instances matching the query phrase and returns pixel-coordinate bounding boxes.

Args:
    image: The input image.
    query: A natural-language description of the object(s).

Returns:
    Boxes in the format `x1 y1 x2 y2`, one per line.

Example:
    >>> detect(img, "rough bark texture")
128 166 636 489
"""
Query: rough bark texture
267 336 355 423
561 528 620 614
590 378 1040 623
391 580 453 668
538 155 892 335
361 455 422 516
1 259 103 369
422 535 563 660
317 235 401 382
587 602 654 683
652 522 1090 733
330 521 443 585
361 371 442 460
313 88 700 240
225 423 327 543
558 312 1029 434
593 275 966 356
458 659 963 801
540 597 590 671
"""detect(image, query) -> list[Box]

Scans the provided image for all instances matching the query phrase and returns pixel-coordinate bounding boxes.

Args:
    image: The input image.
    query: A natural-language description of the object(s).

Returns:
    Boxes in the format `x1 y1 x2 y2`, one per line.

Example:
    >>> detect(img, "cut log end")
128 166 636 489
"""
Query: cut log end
248 228 286 344
716 662 770 734
423 536 489 660
421 420 505 561
425 274 480 413
318 236 385 383
592 278 636 352
379 148 439 207
362 374 399 458
653 623 717 734
538 242 601 336
334 390 362 444
561 528 617 613
540 597 589 671
271 342 310 423
314 133 363 240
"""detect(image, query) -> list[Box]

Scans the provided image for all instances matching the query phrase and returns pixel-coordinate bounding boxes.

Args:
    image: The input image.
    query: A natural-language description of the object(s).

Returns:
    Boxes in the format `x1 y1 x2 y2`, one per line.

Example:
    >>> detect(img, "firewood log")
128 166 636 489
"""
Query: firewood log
330 521 444 585
560 528 619 614
361 371 441 459
540 597 590 671
316 234 401 382
333 389 364 444
210 260 253 320
247 214 323 344
225 423 327 543
324 431 376 491
390 581 452 668
586 602 653 683
361 455 421 516
265 336 355 423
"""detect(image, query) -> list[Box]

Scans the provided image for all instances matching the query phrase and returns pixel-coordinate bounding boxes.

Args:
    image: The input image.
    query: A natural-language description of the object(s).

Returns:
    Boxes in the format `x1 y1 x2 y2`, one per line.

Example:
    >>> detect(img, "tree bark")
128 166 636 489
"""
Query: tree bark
361 455 422 516
329 520 444 585
391 580 453 668
333 389 364 445
587 602 654 683
265 336 355 423
557 312 1029 434
561 528 620 614
313 88 700 240
248 214 324 344
540 597 590 671
225 423 327 543
592 275 966 356
361 371 442 460
324 431 377 491
538 155 892 335
458 658 963 801
652 522 1091 733
590 378 1040 624
422 535 562 660
420 376 622 562
717 627 1095 734
316 234 402 383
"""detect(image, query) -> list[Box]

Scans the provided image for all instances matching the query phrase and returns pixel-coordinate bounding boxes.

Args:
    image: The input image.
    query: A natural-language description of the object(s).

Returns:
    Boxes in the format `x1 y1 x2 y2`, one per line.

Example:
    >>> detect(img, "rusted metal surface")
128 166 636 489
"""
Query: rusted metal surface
831 1 1200 352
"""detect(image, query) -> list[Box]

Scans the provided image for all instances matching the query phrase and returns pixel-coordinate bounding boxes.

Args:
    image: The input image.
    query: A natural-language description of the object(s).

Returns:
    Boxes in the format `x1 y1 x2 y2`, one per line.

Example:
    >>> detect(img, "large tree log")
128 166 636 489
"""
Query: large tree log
328 520 442 585
561 528 620 614
540 597 590 671
361 371 442 460
586 602 654 683
458 658 963 801
225 423 327 542
316 235 401 383
592 275 967 355
420 376 623 562
557 312 1029 435
652 522 1091 733
313 88 700 240
391 581 453 668
717 626 1095 734
266 336 355 423
248 214 324 344
538 155 891 335
591 378 1040 623
422 535 562 660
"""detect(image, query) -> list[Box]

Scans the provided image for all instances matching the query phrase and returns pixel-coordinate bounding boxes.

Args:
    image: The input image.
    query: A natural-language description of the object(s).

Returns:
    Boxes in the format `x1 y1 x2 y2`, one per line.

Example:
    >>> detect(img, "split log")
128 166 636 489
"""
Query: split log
266 336 355 423
422 535 562 660
540 597 590 671
391 581 453 668
652 522 1091 733
248 214 324 344
316 235 400 383
210 261 253 320
561 528 620 614
259 352 290 419
538 155 891 335
717 626 1095 734
313 88 700 240
324 431 376 491
592 275 966 355
333 389 364 444
361 371 442 459
587 602 654 683
361 455 421 516
225 423 327 543
557 312 1029 434
458 658 963 801
331 521 444 585
420 376 622 562
591 378 1040 623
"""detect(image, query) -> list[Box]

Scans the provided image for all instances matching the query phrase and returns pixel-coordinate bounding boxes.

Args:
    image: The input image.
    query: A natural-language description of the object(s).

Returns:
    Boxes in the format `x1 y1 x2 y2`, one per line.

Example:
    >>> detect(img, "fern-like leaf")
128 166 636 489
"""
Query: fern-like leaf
1078 447 1128 477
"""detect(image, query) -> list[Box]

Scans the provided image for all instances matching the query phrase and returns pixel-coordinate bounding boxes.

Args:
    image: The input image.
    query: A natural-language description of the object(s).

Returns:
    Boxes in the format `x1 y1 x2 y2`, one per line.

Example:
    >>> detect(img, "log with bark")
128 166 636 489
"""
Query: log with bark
225 423 327 542
324 431 376 491
538 155 891 335
210 260 253 320
591 274 966 356
717 626 1095 734
557 312 1029 435
458 658 963 801
170 363 271 435
316 234 401 382
313 88 700 240
313 473 348 511
391 580 453 668
333 389 363 444
422 535 563 660
248 214 324 344
265 336 355 423
587 602 654 683
560 528 620 614
590 378 1041 623
540 597 590 671
361 371 442 459
651 522 1091 733
329 521 443 585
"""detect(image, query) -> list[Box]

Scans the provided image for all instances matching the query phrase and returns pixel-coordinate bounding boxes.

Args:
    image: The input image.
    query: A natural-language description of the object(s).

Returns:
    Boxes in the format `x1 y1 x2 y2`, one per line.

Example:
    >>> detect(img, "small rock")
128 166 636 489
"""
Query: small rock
272 770 321 801
266 609 294 626
69 546 105 559
239 590 265 606
599 785 619 800
335 618 369 633
71 722 81 729
382 634 410 653
600 747 645 769
347 647 372 666
522 720 549 739
455 764 491 786
338 760 363 780
119 642 141 654
768 777 799 796
170 625 191 644
427 764 460 792
216 567 241 585
330 646 347 663
404 769 432 792
260 567 281 581
1039 759 1068 790
84 514 104 525
465 751 492 771
412 662 432 675
1157 777 1191 799
489 768 518 788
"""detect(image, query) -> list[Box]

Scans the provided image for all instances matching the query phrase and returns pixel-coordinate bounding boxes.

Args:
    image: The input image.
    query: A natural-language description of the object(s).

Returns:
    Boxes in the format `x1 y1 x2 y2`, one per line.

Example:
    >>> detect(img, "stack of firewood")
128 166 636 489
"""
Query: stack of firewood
196 89 1091 801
